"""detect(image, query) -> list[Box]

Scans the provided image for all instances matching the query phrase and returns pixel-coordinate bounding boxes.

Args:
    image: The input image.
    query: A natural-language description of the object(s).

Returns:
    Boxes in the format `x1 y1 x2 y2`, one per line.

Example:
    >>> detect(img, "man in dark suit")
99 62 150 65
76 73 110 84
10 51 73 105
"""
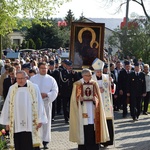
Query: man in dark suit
3 66 16 100
3 66 16 138
127 62 146 121
114 61 122 110
59 60 79 123
118 60 132 118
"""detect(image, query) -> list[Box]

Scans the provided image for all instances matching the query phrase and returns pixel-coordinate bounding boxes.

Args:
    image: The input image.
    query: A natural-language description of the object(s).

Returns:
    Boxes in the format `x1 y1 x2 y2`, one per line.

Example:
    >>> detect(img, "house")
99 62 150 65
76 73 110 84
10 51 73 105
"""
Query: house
8 30 24 46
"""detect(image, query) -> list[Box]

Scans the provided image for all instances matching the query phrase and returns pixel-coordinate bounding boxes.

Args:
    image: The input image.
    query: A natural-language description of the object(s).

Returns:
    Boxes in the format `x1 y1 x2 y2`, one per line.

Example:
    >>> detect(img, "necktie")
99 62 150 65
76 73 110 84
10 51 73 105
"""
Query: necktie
11 78 14 84
136 73 138 76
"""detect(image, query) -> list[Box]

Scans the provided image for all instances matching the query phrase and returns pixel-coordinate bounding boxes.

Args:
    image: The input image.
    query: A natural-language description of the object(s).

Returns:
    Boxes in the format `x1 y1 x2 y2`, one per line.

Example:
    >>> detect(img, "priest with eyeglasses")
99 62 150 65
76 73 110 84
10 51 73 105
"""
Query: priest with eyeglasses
0 70 47 150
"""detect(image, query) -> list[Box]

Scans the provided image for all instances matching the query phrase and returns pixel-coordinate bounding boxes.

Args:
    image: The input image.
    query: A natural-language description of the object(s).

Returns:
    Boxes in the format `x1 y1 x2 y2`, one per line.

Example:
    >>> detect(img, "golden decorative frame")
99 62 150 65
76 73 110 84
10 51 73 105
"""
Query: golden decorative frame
69 22 105 69
81 83 94 101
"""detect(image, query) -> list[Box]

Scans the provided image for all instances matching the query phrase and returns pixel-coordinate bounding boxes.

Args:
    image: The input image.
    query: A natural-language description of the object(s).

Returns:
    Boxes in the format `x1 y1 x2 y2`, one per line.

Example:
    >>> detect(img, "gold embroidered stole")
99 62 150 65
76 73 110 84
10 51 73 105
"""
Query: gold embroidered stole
102 74 113 119
93 83 101 143
9 81 41 149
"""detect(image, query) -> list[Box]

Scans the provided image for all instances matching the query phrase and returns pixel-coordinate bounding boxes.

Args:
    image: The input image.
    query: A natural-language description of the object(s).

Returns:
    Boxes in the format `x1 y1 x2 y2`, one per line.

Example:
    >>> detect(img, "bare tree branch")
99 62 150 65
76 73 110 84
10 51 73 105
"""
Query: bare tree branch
115 1 127 13
132 0 150 20
132 0 141 5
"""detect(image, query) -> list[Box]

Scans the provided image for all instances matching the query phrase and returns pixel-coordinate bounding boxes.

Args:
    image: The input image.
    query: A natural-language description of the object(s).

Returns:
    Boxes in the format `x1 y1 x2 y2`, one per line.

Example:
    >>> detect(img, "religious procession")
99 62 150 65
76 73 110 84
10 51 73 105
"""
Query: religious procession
0 44 149 150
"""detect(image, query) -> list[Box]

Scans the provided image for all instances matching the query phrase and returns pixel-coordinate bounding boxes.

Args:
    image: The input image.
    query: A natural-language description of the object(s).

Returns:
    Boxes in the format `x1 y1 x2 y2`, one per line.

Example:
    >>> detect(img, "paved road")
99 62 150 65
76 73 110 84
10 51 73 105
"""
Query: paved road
48 110 150 150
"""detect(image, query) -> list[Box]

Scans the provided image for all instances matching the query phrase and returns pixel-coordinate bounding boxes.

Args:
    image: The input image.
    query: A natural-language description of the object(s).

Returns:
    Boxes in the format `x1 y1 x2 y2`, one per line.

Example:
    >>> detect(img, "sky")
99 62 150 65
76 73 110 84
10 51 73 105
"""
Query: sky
53 0 149 19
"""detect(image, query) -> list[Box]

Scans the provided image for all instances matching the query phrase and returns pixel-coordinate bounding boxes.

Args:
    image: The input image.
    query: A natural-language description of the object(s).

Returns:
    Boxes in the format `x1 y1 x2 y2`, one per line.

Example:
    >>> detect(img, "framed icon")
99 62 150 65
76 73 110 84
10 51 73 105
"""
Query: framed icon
69 22 105 69
81 83 94 101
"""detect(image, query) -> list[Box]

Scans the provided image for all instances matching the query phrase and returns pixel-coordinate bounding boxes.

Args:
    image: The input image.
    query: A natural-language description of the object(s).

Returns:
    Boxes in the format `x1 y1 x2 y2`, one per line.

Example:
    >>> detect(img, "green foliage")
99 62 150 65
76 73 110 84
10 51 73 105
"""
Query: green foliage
25 20 66 49
0 137 6 150
28 39 36 49
0 0 70 36
64 9 76 27
2 35 11 49
0 125 7 150
36 38 42 50
78 12 86 22
26 41 29 49
12 43 18 50
20 39 27 49
108 19 150 63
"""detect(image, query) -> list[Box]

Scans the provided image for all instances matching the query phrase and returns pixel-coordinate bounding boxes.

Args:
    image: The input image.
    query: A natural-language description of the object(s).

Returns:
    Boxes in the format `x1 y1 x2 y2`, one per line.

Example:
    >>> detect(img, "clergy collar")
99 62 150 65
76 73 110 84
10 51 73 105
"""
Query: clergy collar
81 78 92 84
84 81 90 84
96 76 102 80
18 83 27 88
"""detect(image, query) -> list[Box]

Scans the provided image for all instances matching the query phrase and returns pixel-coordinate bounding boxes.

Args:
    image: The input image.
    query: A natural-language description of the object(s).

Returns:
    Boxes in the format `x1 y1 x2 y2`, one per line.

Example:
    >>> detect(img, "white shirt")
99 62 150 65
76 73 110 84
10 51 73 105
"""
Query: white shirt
145 72 150 92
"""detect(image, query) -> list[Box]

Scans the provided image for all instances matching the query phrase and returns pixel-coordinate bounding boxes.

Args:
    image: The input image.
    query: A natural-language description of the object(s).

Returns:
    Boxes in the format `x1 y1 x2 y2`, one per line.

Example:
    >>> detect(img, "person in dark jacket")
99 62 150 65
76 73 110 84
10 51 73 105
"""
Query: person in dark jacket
3 66 16 100
127 62 146 121
59 60 79 123
118 60 132 118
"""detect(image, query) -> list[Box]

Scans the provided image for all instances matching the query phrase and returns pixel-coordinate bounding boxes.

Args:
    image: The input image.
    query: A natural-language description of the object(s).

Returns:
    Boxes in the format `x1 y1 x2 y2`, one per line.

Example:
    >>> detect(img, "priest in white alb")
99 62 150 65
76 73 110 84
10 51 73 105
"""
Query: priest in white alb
92 58 115 147
30 62 58 149
0 70 48 150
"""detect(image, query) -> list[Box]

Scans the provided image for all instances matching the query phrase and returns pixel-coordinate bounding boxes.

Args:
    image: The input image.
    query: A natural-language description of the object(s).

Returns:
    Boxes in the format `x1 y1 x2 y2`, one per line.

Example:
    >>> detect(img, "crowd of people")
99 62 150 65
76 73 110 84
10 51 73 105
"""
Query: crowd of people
0 49 149 150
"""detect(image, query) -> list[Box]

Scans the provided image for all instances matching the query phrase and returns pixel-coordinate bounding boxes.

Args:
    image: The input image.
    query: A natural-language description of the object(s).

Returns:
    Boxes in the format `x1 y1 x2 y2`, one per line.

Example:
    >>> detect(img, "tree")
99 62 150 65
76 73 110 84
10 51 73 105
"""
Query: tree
58 27 70 48
20 40 27 49
26 41 29 49
78 12 86 22
131 0 149 19
0 0 70 58
0 0 70 35
28 39 36 49
35 38 42 50
2 35 11 49
108 19 150 62
64 9 76 27
25 20 64 49
99 0 150 20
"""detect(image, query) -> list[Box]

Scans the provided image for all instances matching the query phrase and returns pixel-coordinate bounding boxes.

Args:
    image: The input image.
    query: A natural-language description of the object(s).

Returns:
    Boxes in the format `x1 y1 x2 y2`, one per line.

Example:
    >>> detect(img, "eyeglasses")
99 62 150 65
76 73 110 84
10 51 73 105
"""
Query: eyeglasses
84 75 92 77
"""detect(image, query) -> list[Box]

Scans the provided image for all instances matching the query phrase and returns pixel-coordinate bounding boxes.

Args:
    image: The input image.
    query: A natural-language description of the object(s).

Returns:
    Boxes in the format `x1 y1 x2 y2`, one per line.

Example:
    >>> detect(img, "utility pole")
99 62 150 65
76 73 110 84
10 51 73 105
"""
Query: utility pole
125 0 130 34
123 0 130 56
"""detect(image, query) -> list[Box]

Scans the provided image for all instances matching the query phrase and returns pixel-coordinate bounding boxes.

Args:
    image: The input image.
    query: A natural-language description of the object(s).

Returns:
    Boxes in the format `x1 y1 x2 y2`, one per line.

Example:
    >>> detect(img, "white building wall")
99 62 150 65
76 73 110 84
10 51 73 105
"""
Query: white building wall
104 28 118 55
8 31 24 45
